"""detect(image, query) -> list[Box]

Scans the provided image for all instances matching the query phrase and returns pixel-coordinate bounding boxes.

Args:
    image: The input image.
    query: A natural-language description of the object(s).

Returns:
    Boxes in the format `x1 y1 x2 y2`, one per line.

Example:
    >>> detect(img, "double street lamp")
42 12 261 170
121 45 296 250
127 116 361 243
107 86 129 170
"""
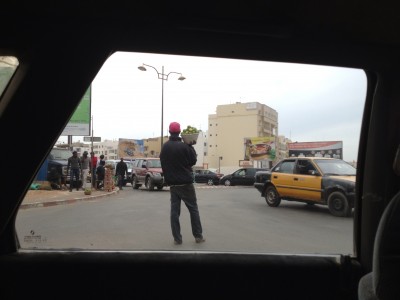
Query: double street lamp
138 64 186 151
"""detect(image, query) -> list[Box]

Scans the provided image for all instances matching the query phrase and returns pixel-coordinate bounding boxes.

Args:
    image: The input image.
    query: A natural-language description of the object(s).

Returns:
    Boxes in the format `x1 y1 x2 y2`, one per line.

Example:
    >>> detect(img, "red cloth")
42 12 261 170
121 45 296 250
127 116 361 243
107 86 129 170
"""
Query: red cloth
91 156 98 169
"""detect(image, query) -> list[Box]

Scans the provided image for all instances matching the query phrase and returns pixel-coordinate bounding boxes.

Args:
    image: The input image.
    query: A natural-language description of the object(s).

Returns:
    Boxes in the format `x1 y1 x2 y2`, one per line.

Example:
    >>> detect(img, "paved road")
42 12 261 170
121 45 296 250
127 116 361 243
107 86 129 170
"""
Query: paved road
16 185 353 254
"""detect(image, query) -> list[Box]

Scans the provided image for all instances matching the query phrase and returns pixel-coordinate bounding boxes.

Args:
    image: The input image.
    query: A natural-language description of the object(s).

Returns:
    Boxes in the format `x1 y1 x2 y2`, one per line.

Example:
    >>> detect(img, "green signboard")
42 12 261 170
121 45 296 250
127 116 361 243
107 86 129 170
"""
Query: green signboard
61 86 91 136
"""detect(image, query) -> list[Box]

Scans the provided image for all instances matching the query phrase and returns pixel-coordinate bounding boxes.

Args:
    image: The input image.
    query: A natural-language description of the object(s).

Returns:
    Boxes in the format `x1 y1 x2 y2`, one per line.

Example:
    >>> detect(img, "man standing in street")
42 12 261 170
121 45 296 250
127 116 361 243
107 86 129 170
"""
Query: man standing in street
67 151 82 192
160 121 205 245
90 152 98 188
115 157 128 190
80 151 91 190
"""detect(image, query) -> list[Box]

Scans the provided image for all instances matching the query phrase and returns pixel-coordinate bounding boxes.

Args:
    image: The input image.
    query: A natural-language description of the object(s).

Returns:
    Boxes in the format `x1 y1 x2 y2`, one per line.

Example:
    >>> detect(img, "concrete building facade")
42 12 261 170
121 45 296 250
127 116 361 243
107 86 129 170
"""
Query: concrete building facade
92 139 119 160
205 102 279 174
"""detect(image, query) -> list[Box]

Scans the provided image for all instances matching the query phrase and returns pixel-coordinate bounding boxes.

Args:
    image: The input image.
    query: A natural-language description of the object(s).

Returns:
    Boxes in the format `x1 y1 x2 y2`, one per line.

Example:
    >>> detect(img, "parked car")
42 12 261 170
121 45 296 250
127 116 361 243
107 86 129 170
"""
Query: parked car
37 147 81 188
219 167 266 186
254 157 356 217
194 169 223 185
46 147 71 184
131 157 166 191
42 148 93 188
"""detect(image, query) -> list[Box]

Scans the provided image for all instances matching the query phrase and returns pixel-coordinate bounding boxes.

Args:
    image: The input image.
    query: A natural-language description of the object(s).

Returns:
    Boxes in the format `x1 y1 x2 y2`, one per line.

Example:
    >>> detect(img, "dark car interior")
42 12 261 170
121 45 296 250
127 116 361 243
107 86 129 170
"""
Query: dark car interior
1 1 400 299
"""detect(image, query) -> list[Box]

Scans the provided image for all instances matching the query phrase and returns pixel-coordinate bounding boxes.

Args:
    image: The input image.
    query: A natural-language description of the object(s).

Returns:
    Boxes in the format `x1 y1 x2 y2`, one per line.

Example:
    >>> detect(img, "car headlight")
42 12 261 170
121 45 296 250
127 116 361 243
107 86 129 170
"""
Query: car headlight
62 166 68 175
152 172 161 176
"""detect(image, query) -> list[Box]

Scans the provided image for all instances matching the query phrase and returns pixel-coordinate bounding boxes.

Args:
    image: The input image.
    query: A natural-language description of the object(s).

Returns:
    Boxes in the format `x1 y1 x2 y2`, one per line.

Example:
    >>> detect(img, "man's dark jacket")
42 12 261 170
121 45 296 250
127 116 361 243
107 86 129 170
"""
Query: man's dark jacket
116 161 128 176
160 135 197 185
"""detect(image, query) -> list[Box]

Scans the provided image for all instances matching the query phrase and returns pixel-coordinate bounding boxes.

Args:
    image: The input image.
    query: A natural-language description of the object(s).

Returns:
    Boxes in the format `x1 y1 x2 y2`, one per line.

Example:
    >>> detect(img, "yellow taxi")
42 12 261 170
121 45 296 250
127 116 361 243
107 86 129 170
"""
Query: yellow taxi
254 157 356 217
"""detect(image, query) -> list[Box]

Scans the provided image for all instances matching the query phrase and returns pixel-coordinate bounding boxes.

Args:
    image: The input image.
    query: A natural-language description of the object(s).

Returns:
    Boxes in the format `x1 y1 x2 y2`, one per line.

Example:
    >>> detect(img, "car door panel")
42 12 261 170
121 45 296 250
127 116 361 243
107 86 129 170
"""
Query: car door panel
272 172 299 198
290 174 322 201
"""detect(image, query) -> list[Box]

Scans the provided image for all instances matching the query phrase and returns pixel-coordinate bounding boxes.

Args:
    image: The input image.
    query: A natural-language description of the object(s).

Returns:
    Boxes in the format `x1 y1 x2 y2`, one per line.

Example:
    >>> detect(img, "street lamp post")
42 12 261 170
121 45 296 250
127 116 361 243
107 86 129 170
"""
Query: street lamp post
138 64 185 151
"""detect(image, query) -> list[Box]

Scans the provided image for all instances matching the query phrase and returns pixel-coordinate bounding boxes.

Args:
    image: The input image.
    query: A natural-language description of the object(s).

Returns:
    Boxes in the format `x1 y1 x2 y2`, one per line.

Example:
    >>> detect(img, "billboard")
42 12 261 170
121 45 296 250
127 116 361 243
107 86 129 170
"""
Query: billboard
61 86 91 136
244 137 276 161
288 141 343 159
118 138 145 158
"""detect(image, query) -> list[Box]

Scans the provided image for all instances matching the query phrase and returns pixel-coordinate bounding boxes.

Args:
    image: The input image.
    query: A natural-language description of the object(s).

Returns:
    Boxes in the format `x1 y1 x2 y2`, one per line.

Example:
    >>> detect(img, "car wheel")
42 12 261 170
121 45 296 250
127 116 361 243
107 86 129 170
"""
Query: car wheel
224 179 231 186
207 179 214 186
145 177 155 191
328 191 351 217
157 185 163 190
265 186 281 207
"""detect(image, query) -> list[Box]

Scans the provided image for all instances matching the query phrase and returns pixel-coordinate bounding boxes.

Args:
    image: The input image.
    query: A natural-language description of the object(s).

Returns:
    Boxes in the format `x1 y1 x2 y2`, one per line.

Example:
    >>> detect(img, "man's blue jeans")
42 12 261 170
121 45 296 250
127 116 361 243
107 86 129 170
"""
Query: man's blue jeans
69 168 80 190
170 183 203 243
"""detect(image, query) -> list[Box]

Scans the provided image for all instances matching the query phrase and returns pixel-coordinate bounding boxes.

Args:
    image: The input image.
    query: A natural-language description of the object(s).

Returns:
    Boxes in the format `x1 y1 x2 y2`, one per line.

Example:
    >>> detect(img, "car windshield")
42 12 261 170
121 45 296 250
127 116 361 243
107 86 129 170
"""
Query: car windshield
315 159 356 176
50 148 71 160
17 52 366 256
148 160 161 168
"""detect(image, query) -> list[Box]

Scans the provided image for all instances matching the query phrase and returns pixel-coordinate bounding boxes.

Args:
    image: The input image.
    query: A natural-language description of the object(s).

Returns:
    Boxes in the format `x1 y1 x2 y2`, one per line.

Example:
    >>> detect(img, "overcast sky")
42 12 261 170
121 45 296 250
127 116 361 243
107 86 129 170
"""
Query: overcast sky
59 51 367 162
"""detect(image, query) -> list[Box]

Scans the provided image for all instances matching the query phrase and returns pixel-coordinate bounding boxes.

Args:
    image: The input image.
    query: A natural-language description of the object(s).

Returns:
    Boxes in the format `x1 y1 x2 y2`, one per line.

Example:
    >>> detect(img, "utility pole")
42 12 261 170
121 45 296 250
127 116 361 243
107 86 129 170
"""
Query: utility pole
91 115 94 153
68 135 73 151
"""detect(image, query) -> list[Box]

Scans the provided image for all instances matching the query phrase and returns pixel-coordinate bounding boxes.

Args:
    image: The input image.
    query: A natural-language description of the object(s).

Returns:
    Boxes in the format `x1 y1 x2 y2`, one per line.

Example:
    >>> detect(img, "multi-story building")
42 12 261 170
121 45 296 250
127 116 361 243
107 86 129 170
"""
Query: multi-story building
143 137 163 157
277 135 291 161
92 139 118 160
205 102 278 174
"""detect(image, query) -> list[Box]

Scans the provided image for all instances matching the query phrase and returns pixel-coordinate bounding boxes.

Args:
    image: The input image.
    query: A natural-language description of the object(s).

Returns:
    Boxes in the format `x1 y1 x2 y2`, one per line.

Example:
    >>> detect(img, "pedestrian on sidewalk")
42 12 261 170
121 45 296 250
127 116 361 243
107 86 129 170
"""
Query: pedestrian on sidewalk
97 154 105 168
80 151 91 190
67 151 82 191
160 121 205 245
90 151 98 188
116 158 128 190
96 160 106 189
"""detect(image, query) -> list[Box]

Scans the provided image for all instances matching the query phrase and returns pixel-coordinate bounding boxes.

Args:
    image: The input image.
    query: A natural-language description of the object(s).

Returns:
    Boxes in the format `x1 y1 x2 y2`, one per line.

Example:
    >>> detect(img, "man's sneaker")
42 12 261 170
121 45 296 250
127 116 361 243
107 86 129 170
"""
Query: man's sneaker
195 237 205 243
174 240 182 245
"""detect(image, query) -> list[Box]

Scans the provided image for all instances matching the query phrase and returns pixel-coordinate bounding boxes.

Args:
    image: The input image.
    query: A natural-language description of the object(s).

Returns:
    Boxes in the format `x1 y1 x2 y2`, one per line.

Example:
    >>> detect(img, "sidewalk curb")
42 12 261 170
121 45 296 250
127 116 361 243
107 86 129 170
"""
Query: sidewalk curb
20 190 120 209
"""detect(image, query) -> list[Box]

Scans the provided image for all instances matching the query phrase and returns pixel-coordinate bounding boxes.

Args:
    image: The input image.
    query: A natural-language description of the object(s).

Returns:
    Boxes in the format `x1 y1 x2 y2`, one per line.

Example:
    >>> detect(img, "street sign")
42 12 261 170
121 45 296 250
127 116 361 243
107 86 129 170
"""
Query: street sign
83 136 101 142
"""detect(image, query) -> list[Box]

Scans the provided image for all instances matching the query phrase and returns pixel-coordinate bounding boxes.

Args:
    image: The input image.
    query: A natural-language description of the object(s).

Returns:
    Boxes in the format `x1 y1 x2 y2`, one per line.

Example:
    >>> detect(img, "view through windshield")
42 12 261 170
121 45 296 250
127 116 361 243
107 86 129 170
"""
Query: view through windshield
17 52 366 255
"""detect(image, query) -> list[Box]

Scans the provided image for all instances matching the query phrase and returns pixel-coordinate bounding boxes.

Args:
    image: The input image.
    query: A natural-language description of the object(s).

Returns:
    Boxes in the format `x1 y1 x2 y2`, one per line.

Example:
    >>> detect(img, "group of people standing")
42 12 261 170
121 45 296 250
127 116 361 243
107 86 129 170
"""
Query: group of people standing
67 151 105 191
